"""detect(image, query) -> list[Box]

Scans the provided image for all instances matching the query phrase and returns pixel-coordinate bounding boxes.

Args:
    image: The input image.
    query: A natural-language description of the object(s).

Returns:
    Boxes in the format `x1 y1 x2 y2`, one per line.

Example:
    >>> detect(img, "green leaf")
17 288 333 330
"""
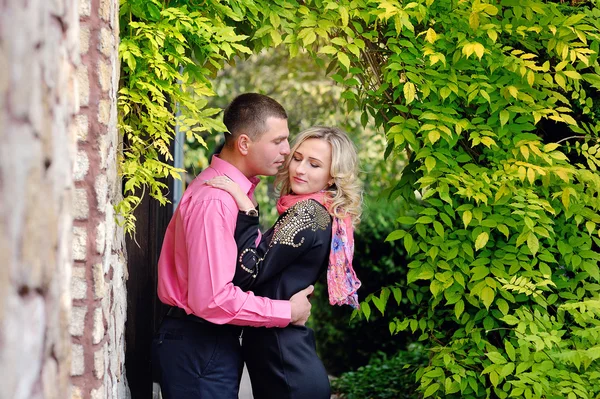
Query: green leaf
372 295 386 315
385 230 406 242
319 45 338 55
404 82 416 105
500 362 515 378
146 2 161 20
428 130 440 144
496 298 509 315
505 341 516 362
582 73 600 89
391 287 402 304
463 210 473 228
423 383 440 398
362 301 371 320
486 351 507 365
397 216 416 224
433 221 445 238
455 299 465 319
497 224 509 238
338 52 350 70
475 232 489 251
481 287 494 310
404 233 414 254
425 156 436 172
527 232 539 255
502 315 519 325
471 266 489 281
500 110 509 127
583 262 600 281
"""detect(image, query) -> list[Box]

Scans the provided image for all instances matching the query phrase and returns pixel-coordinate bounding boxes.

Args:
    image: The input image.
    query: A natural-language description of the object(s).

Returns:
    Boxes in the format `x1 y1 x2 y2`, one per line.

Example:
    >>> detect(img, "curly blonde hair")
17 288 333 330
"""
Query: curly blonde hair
275 126 362 226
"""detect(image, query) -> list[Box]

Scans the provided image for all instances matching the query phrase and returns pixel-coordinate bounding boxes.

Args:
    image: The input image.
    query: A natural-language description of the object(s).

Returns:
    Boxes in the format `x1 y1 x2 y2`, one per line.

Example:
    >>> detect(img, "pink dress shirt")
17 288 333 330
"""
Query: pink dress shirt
157 156 291 328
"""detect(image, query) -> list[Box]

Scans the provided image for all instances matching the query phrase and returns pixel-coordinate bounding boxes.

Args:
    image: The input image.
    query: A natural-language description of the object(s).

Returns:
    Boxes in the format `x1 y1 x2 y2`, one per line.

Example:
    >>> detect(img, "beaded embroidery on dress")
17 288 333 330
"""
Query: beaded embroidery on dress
271 200 330 248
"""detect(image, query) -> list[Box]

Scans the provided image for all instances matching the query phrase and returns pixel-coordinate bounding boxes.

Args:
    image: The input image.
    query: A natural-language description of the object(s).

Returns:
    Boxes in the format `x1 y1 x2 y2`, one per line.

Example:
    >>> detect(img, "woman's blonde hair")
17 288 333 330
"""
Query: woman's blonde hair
275 126 362 226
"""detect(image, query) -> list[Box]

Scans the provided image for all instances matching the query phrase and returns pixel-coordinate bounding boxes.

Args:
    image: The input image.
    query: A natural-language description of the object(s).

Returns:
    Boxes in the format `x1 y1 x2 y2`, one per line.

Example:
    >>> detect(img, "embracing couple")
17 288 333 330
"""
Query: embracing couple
152 93 362 399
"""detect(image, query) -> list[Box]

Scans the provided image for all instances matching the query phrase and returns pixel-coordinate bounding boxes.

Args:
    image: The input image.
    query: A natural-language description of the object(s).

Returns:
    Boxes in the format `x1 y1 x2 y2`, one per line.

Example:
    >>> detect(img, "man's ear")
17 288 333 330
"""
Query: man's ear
237 134 251 155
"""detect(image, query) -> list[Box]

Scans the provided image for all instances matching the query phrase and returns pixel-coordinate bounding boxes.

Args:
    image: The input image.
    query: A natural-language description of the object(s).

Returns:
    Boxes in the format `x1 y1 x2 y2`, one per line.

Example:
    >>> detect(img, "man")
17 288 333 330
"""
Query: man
153 93 313 398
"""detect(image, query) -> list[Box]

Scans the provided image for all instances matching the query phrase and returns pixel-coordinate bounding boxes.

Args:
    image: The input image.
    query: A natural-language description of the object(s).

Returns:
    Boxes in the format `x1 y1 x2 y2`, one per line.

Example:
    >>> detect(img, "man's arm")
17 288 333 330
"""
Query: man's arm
183 199 310 327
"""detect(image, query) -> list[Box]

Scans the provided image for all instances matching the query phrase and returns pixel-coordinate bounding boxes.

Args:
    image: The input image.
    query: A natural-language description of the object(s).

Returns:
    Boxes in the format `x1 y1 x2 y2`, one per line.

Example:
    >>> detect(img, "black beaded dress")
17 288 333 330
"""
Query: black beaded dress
232 199 332 399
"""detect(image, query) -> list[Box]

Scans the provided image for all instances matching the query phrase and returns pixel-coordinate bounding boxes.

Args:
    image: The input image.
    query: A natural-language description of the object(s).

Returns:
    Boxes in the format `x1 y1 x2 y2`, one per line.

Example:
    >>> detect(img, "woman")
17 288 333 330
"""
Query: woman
207 126 362 399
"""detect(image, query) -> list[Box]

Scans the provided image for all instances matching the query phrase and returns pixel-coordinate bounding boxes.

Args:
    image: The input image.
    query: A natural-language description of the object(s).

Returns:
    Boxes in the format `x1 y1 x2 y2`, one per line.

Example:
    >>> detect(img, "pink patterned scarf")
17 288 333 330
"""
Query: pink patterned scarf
276 192 361 309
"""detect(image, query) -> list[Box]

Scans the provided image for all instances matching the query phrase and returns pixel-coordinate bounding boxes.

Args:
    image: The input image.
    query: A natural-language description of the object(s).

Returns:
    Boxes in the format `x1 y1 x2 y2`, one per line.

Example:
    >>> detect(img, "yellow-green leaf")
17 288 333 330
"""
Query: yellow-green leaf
425 156 436 172
500 110 509 126
319 45 338 55
428 130 440 144
505 341 516 361
455 299 465 319
423 383 440 398
475 232 489 251
486 351 507 364
338 52 350 70
481 287 495 309
527 232 539 255
404 82 416 104
339 6 349 27
425 28 437 44
474 42 485 59
463 210 473 228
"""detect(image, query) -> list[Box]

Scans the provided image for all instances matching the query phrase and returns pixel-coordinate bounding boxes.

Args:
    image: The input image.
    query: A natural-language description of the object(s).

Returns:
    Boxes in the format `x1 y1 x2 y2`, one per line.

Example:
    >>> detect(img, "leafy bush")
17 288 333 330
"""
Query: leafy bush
331 343 428 399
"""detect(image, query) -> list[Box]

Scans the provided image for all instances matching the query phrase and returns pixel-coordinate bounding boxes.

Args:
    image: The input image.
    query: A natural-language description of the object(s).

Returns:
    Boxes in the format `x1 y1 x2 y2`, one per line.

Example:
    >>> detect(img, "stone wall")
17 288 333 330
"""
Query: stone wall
0 0 79 398
71 0 129 397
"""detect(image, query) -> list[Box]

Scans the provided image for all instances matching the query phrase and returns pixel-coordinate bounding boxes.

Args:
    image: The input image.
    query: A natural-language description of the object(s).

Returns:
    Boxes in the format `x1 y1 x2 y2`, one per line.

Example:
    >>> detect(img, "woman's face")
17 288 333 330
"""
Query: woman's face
288 138 332 195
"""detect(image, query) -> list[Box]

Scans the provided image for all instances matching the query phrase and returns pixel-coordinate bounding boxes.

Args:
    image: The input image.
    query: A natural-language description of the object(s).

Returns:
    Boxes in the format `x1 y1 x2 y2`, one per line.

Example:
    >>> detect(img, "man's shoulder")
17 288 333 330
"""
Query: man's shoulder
180 175 238 213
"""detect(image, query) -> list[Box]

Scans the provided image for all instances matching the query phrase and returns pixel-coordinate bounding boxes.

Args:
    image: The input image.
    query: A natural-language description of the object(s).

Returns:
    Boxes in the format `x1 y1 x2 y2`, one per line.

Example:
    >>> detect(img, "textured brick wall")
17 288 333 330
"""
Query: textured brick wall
1 0 129 396
71 0 129 397
0 0 79 398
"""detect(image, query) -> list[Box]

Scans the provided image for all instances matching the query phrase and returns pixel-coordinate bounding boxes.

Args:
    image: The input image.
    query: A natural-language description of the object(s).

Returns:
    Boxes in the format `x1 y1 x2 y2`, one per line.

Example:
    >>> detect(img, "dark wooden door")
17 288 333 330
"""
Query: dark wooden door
125 180 173 398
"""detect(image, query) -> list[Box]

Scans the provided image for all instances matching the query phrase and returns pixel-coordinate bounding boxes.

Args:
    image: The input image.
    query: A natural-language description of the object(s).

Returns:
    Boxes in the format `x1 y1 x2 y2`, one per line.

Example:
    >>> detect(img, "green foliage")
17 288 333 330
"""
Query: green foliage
292 0 600 397
331 343 428 399
117 0 262 233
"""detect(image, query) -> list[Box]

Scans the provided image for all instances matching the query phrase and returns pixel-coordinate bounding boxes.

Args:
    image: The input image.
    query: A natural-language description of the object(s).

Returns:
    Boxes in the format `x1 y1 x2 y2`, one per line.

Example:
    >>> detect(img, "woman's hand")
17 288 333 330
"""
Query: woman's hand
205 176 255 212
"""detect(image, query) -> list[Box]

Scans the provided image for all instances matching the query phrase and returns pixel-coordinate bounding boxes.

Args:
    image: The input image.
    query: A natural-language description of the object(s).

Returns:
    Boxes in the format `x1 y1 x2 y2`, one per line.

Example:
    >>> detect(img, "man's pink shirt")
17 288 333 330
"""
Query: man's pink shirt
157 156 291 328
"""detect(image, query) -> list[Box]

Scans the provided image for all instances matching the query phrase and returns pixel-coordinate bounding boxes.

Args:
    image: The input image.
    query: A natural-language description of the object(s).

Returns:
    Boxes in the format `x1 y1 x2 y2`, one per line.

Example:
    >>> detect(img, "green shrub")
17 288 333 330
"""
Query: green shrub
331 343 428 399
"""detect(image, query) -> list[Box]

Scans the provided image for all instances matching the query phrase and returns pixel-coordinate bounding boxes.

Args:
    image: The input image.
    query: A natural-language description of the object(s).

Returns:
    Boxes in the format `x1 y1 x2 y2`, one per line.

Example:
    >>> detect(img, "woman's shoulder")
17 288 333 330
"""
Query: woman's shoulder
276 199 331 233
271 199 331 247
286 199 331 222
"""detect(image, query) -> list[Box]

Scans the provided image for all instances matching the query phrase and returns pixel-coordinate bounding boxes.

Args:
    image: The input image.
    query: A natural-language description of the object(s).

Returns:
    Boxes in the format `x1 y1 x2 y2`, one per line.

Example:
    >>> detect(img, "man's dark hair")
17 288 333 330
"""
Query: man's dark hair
222 93 287 146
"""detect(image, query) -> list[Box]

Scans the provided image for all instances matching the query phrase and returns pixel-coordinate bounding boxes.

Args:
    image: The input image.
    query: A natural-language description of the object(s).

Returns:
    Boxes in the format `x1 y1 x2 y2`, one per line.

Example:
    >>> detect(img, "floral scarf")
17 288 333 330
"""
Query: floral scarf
276 192 361 309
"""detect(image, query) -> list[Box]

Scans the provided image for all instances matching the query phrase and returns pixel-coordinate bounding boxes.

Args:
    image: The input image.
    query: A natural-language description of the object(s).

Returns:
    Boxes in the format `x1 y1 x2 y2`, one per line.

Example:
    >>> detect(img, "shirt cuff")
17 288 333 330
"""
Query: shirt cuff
269 299 292 328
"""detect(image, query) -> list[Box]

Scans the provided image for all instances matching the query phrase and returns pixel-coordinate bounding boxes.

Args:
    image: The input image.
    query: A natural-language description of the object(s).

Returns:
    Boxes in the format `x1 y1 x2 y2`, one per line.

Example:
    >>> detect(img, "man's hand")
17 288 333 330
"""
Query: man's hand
289 285 314 326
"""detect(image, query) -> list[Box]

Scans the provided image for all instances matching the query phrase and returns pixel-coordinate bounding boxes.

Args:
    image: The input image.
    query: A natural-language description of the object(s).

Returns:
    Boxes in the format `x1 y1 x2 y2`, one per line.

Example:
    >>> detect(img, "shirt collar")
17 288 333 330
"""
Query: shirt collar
209 155 260 195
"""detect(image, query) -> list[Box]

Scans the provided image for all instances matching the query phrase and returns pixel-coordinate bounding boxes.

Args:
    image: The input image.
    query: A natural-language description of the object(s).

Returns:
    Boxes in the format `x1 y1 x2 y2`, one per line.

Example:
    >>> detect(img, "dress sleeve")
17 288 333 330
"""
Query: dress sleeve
232 211 261 291
232 200 332 290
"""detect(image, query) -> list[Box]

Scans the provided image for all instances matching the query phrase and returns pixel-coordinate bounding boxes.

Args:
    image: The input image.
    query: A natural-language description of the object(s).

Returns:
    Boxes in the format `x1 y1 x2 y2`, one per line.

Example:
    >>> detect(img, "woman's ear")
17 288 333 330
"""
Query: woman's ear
237 134 250 155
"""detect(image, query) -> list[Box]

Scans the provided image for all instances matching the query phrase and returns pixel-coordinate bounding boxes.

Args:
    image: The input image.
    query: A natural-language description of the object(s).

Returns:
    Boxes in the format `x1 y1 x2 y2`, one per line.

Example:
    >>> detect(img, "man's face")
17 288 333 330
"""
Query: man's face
246 117 290 176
